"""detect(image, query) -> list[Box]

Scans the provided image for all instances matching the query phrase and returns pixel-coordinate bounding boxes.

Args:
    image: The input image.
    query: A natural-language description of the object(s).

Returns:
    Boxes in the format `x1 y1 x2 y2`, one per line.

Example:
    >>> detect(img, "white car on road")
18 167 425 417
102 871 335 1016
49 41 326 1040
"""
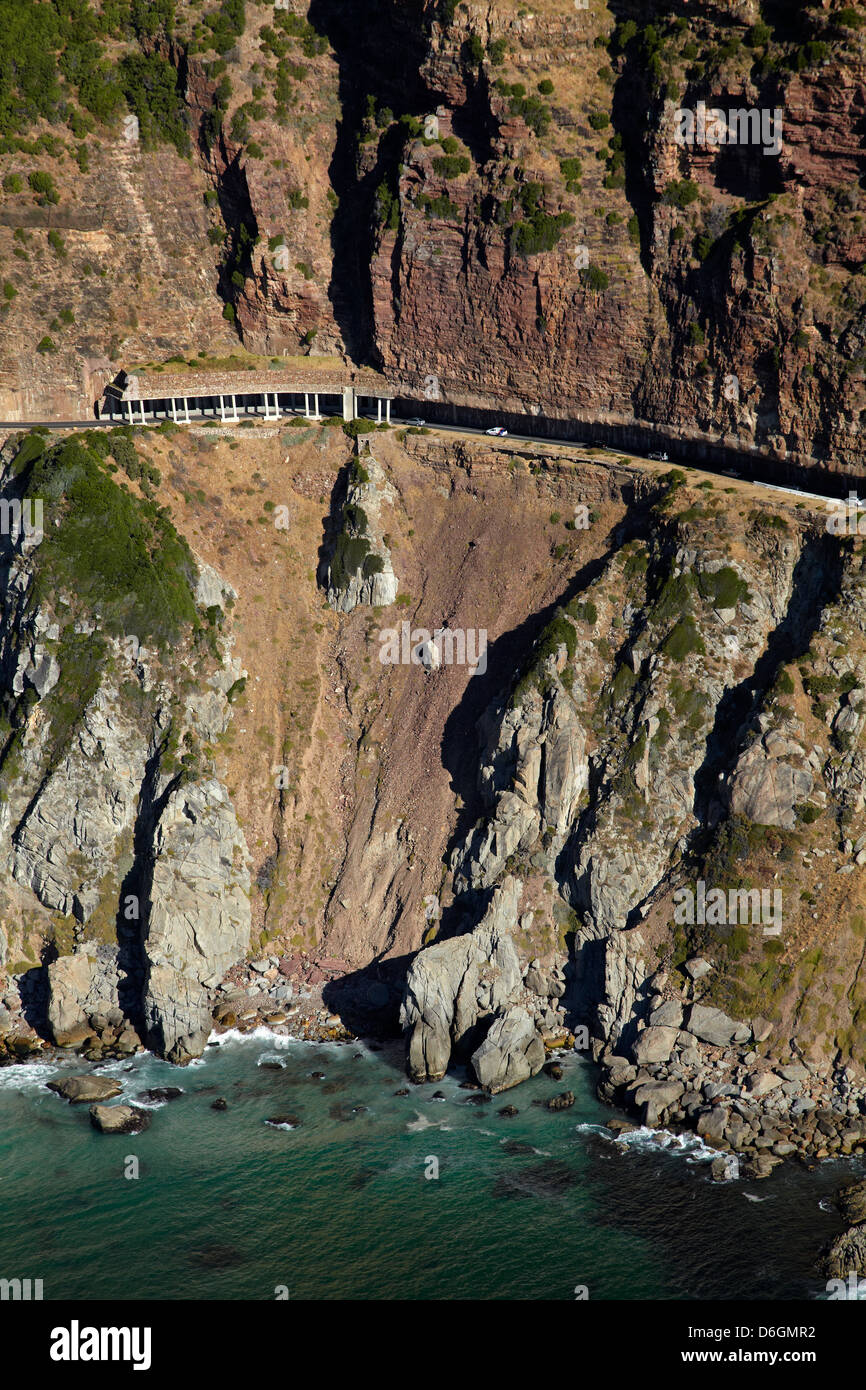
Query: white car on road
485 426 508 436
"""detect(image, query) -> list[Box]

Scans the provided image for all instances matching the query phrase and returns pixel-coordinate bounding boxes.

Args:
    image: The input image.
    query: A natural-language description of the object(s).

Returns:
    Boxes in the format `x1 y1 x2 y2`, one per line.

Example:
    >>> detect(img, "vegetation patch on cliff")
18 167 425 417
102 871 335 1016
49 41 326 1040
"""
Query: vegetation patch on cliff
12 430 198 648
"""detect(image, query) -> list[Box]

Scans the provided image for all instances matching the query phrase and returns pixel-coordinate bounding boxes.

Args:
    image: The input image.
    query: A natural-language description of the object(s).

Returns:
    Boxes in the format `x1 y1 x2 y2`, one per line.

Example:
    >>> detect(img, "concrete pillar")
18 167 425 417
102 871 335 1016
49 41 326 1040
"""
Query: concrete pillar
126 400 133 424
273 393 280 419
342 385 355 422
170 398 178 423
219 394 226 422
377 398 382 424
140 401 146 425
184 397 190 424
304 392 310 419
231 393 237 422
313 392 319 419
385 399 391 424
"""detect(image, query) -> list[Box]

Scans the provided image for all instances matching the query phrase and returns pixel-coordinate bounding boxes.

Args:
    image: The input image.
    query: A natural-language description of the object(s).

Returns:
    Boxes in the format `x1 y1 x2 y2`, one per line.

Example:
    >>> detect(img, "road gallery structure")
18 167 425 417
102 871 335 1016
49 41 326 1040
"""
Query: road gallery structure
100 366 396 426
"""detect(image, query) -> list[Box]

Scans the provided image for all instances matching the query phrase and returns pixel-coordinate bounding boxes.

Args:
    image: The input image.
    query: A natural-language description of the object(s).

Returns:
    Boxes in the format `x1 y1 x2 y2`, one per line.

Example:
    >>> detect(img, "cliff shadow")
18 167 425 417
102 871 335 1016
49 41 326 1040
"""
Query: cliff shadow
307 0 429 363
320 951 413 1042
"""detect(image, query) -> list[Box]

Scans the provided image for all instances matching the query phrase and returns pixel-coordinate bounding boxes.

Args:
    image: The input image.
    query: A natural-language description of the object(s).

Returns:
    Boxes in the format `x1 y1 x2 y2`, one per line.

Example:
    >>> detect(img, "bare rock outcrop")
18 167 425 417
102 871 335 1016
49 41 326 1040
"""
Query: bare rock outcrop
143 776 251 1060
324 449 398 612
471 1005 545 1093
47 945 122 1045
400 876 523 1082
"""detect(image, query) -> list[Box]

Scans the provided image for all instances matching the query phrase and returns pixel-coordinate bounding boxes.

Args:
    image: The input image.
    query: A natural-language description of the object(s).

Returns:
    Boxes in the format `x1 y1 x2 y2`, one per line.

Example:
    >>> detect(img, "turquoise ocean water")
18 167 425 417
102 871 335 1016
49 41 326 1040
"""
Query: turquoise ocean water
0 1031 858 1301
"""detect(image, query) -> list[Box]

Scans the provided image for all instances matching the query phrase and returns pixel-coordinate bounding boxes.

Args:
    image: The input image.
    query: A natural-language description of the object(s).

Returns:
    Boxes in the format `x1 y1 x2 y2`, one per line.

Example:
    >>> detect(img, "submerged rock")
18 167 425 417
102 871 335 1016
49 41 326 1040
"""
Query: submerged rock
546 1090 575 1111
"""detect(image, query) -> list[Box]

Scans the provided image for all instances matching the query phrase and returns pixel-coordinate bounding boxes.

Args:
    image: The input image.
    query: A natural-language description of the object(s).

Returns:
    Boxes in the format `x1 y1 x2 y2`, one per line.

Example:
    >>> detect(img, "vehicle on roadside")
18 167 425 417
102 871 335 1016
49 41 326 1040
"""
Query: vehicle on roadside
405 417 426 426
648 451 669 461
485 426 508 436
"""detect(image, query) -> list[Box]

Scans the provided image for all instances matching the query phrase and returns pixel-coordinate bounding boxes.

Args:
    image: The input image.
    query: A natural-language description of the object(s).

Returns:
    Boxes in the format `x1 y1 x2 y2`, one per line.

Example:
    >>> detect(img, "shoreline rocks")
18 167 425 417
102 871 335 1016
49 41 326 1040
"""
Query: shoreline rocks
598 1000 866 1170
89 1104 150 1135
46 1075 122 1104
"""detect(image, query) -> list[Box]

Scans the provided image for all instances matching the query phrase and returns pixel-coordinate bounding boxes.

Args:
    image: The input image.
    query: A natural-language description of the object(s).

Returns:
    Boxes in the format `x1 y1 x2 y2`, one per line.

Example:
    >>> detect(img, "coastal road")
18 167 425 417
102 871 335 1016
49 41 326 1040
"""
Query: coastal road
0 410 849 510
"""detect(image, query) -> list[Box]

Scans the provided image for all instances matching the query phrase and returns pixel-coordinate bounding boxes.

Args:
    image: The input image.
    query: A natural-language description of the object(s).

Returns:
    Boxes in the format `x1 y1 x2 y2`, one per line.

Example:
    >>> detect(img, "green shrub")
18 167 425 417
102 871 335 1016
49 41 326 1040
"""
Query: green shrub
419 194 460 220
748 509 789 533
508 91 550 137
14 434 197 648
588 112 610 131
432 154 470 178
28 170 58 203
375 175 400 231
119 51 189 156
581 264 609 291
537 78 554 95
342 418 376 438
696 565 749 609
663 615 705 661
663 179 699 209
330 533 371 588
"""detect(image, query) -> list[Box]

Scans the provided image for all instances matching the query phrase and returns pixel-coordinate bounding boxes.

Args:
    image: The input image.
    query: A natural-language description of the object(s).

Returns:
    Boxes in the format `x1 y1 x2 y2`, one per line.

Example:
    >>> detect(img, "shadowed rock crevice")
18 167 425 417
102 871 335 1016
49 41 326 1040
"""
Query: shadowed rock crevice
307 0 430 362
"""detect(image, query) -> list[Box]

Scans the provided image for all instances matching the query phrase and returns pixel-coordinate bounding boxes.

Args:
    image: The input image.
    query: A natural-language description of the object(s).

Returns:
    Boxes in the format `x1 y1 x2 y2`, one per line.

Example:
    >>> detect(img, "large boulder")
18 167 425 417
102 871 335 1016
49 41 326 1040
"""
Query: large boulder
686 1004 750 1048
729 735 813 830
837 1180 866 1226
632 1079 684 1127
747 1070 784 1097
46 1075 122 1104
89 1104 150 1134
471 1007 545 1093
46 945 121 1045
400 877 522 1082
820 1226 866 1279
633 1025 679 1065
649 1000 683 1029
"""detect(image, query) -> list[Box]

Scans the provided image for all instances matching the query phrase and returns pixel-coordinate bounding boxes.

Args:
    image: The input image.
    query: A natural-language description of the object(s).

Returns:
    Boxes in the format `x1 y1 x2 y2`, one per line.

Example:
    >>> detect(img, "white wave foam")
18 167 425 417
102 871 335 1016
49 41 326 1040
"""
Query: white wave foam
578 1121 718 1163
256 1052 288 1069
0 1060 60 1091
207 1026 298 1048
406 1109 452 1134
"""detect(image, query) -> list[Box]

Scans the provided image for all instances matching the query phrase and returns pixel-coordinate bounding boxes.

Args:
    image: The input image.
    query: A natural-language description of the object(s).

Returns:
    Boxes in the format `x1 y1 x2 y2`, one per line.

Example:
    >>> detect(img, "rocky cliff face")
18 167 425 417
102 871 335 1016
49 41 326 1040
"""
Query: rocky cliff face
2 3 865 478
395 455 866 1099
187 0 866 475
0 431 251 1061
